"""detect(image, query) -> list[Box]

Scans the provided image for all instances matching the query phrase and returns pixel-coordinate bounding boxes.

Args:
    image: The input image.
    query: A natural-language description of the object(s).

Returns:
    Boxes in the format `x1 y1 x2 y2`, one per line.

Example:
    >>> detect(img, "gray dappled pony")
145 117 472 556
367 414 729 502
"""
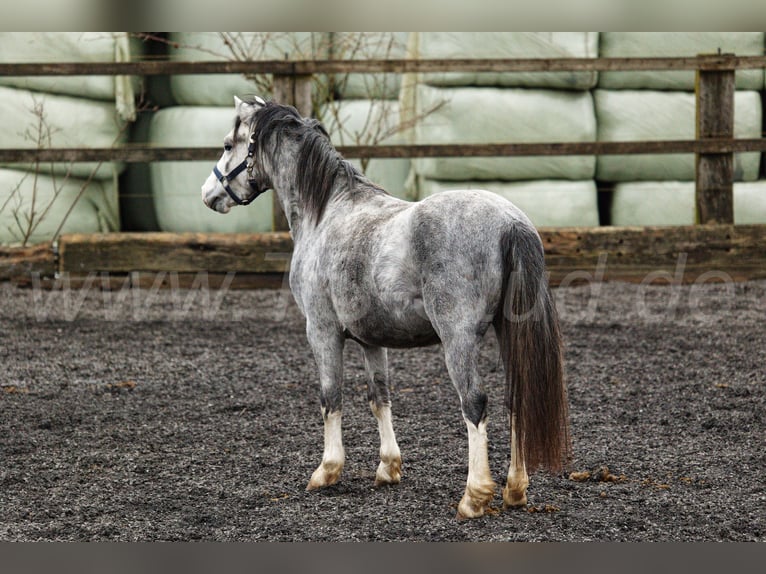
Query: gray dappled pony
201 96 570 519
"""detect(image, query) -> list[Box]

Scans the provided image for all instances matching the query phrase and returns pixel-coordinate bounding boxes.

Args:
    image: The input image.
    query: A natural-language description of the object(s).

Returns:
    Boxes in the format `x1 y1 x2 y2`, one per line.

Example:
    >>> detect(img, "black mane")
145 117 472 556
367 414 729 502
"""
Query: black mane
245 100 379 224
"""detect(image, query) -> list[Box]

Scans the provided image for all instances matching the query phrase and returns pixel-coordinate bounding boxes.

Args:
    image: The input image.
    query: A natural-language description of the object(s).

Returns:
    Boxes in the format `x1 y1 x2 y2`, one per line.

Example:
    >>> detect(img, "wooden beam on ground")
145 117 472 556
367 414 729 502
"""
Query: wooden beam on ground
542 224 766 285
38 226 766 290
58 232 294 274
0 243 56 283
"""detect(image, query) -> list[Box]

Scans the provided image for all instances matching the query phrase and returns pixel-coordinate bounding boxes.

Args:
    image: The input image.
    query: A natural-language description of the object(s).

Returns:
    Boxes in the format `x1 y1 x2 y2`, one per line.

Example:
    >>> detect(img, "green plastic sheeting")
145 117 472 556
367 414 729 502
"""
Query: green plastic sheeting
417 178 599 227
599 33 765 91
0 168 119 245
167 33 330 106
0 85 128 181
596 90 762 182
403 84 596 182
611 181 766 226
0 32 141 121
408 32 599 90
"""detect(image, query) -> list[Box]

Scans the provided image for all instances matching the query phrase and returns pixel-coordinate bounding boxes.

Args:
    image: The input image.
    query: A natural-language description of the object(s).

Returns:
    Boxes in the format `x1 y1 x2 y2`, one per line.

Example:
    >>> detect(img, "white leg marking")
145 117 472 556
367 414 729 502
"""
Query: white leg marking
457 418 496 519
371 402 402 486
307 409 345 490
504 414 529 508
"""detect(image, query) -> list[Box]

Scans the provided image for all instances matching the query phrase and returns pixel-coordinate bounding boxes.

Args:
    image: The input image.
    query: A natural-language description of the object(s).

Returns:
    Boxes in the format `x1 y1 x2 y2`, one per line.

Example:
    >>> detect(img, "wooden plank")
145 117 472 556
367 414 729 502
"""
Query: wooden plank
1 55 765 76
0 243 56 282
52 227 766 288
58 232 294 274
33 272 287 291
2 138 766 164
542 225 766 285
695 64 735 224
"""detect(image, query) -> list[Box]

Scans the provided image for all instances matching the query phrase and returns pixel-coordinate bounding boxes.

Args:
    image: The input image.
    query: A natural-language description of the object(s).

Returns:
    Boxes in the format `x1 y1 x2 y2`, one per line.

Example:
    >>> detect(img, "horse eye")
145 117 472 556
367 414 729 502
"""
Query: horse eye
224 143 233 152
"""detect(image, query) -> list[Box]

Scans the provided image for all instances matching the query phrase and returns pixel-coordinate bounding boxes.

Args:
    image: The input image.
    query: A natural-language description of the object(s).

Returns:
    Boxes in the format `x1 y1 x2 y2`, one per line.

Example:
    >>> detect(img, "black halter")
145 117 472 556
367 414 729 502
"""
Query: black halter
212 132 268 206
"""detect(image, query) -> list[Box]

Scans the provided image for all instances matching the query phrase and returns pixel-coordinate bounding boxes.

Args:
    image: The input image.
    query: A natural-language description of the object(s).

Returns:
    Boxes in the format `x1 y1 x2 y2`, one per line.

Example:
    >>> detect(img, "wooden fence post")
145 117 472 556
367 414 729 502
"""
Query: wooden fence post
271 73 313 232
695 54 736 225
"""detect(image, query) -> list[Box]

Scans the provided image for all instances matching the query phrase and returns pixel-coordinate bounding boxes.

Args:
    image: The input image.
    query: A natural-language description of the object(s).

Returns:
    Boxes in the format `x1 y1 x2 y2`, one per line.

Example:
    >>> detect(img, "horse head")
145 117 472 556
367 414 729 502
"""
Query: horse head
201 95 270 214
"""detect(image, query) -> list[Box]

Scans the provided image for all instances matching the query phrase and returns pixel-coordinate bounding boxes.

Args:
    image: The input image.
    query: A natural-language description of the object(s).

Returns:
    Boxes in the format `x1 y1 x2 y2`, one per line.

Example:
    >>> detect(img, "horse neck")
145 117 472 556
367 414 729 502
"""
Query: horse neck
267 138 352 238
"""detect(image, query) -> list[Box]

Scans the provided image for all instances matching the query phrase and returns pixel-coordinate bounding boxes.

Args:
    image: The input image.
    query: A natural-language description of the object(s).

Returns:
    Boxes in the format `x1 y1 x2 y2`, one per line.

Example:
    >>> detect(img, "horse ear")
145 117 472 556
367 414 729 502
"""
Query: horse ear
235 96 266 123
235 96 256 124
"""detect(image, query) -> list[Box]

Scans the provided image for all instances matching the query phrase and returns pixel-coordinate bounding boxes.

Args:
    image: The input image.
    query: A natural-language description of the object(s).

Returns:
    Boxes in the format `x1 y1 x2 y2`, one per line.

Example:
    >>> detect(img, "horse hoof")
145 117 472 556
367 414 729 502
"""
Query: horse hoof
456 498 486 520
502 485 528 509
306 462 343 490
456 481 496 519
374 458 402 487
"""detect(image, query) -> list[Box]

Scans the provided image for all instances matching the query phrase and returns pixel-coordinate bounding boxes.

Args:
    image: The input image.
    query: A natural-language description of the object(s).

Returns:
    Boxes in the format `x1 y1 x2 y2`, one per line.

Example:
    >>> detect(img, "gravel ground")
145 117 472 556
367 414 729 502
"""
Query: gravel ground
0 278 764 541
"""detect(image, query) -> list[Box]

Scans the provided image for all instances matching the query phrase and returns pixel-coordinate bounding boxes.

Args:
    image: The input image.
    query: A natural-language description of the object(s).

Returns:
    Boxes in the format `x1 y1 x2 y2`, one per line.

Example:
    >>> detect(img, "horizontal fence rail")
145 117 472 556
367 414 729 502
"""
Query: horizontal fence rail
2 55 766 76
2 139 766 164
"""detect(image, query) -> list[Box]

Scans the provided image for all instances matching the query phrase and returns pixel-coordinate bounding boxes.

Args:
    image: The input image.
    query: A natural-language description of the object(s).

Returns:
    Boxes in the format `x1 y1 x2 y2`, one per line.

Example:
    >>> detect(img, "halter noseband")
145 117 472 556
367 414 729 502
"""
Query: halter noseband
212 131 268 206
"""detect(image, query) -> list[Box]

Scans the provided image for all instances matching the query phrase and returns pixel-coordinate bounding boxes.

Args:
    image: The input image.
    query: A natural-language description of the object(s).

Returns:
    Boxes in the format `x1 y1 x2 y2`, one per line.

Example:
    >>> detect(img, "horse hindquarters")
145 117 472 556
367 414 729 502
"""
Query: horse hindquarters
495 224 570 508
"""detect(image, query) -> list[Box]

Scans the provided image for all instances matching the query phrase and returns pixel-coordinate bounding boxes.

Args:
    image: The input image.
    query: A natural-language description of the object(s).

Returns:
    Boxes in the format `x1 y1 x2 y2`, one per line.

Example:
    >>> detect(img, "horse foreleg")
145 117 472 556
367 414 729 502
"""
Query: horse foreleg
503 414 529 508
307 409 344 490
306 330 345 491
363 345 402 486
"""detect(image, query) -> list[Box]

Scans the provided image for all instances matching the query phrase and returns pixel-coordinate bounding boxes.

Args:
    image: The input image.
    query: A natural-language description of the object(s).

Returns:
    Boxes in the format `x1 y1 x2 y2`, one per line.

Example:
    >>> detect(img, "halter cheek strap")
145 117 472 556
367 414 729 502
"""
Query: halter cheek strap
212 133 268 206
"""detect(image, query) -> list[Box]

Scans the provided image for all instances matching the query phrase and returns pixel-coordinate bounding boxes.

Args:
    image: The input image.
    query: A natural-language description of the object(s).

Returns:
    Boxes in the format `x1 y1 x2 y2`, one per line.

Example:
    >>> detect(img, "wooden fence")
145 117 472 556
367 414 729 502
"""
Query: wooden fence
1 55 765 287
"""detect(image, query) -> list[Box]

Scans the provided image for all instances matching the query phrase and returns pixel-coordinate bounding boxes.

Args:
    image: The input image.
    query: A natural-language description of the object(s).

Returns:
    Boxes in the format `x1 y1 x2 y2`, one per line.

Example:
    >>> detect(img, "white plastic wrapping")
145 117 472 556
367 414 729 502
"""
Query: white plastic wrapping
329 32 408 100
417 178 600 227
611 181 766 225
595 89 762 182
168 32 330 106
0 85 128 181
599 32 765 91
408 32 599 90
404 84 596 182
0 32 141 121
0 167 119 245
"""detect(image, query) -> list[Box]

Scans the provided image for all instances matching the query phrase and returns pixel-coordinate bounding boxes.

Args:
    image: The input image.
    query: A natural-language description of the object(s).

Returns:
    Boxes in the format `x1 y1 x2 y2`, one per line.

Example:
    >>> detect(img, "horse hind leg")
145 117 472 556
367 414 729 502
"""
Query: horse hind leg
443 334 497 519
363 345 402 486
503 414 529 508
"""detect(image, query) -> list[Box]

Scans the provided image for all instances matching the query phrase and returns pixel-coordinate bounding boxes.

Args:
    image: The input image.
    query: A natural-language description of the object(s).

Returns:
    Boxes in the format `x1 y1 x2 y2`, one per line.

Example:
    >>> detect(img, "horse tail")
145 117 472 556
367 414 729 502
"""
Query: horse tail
496 223 570 474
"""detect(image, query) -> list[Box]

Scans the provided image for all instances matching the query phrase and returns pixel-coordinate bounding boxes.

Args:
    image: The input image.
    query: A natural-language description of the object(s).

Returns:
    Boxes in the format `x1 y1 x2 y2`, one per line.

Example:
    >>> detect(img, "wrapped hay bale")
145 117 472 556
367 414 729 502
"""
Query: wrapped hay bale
319 99 411 199
417 178 599 227
148 106 274 233
595 89 761 182
408 32 599 90
598 32 765 91
0 32 141 121
0 168 118 245
734 182 766 224
329 32 409 100
610 181 696 226
403 84 596 182
0 85 128 181
168 32 330 106
611 181 766 225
